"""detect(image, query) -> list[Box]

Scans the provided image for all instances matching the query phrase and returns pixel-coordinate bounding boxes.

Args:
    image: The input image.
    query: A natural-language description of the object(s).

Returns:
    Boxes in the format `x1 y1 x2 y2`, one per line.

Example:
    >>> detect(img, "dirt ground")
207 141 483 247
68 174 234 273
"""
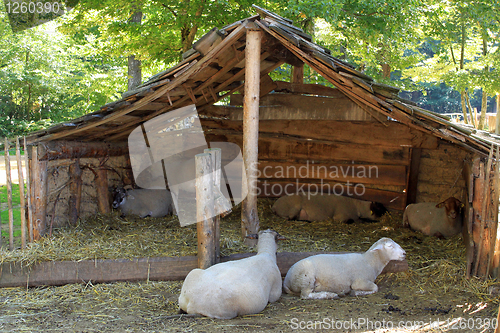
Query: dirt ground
0 199 499 332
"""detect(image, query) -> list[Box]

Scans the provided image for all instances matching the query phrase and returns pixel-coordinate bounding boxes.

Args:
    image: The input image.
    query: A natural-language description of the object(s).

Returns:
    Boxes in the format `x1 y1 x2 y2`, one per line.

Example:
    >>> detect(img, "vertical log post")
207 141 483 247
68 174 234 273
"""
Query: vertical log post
488 145 500 277
4 138 14 250
406 148 422 206
241 26 261 246
205 148 222 263
95 167 110 214
68 159 83 225
15 137 26 249
23 137 33 242
195 153 215 269
32 145 48 240
474 147 494 277
464 157 476 278
292 64 304 84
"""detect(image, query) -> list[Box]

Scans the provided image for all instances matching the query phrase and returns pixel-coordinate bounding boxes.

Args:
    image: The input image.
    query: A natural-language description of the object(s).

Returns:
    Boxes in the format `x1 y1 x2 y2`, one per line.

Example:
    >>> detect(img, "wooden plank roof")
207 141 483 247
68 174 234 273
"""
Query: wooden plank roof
25 4 496 156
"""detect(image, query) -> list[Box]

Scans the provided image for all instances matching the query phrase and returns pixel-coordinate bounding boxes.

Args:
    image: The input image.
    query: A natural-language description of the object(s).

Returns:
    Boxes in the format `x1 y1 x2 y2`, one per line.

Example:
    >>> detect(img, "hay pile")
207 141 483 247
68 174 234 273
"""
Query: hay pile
0 198 497 303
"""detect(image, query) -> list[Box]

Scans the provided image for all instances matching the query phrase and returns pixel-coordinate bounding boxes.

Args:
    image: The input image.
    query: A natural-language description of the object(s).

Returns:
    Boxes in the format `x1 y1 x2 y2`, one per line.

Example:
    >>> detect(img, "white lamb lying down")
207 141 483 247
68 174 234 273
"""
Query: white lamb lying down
283 238 406 299
178 229 284 319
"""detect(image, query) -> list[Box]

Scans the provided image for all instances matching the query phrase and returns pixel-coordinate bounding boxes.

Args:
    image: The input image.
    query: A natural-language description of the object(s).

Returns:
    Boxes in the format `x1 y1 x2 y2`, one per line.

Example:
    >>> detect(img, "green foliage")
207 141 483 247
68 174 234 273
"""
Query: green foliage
0 184 23 239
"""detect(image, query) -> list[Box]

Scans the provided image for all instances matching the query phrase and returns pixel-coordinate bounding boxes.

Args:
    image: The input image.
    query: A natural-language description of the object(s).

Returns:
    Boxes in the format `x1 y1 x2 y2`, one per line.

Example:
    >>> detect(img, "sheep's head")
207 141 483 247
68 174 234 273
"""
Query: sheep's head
369 237 406 261
369 202 387 219
112 187 127 208
436 197 464 220
246 229 286 241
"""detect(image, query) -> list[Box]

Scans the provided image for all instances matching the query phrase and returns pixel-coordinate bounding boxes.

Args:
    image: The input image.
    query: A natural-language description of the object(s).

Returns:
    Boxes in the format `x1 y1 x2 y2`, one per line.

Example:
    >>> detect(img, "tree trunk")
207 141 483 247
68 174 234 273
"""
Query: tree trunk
461 90 469 125
478 32 489 130
127 11 142 91
465 90 476 128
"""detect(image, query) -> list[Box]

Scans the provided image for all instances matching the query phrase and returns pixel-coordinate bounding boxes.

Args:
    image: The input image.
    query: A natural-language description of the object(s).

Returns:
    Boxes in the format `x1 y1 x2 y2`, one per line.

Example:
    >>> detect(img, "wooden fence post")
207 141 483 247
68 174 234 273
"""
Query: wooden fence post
195 153 215 269
4 138 14 250
15 137 26 249
205 148 222 263
96 167 110 214
32 145 48 240
241 26 262 246
68 159 82 225
23 137 33 242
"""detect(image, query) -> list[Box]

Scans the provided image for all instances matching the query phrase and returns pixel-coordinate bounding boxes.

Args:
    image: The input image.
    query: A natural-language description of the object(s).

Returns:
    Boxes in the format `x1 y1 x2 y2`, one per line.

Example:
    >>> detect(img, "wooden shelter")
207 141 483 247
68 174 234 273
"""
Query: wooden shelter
23 5 500 278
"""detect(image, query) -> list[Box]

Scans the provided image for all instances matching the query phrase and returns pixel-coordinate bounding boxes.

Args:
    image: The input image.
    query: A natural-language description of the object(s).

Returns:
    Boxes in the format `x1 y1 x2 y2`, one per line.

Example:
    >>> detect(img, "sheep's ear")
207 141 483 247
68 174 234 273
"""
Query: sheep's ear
127 194 135 200
370 243 385 252
245 233 259 239
276 234 287 241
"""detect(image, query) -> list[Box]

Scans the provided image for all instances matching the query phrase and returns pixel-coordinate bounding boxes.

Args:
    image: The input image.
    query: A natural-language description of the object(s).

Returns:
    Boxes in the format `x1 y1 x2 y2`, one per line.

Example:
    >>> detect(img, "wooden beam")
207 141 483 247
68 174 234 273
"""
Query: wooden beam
406 148 422 205
37 141 129 161
96 167 110 214
15 137 27 249
68 160 82 225
196 153 216 268
0 253 408 288
291 64 304 84
4 138 14 250
23 137 33 242
241 27 262 245
31 145 48 240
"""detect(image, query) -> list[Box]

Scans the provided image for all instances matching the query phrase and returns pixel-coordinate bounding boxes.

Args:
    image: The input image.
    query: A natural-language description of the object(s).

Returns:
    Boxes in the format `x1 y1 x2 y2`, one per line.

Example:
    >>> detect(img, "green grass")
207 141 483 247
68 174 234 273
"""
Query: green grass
0 148 24 156
0 184 23 243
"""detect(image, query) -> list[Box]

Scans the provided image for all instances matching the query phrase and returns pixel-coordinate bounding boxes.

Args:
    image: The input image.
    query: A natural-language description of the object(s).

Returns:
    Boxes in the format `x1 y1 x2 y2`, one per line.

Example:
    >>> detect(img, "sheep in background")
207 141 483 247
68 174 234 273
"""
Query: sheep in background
178 229 284 319
112 188 174 218
272 193 387 223
403 197 464 238
283 237 406 299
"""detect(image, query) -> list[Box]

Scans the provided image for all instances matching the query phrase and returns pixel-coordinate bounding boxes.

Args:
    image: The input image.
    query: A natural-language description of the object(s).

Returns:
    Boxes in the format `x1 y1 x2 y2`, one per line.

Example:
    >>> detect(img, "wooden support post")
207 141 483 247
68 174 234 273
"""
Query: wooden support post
292 64 304 84
406 148 422 205
4 138 14 250
205 148 223 263
195 153 216 269
15 137 26 249
464 157 476 278
23 138 33 242
241 27 261 246
475 147 494 277
68 159 82 225
95 168 110 214
488 145 500 277
32 145 48 240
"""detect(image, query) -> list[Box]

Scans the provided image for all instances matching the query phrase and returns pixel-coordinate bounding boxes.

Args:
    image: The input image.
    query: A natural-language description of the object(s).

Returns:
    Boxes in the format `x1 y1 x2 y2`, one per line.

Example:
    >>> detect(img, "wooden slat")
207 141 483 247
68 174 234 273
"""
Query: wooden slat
202 118 438 149
37 141 128 161
256 161 407 186
0 252 408 287
207 133 410 165
255 180 406 210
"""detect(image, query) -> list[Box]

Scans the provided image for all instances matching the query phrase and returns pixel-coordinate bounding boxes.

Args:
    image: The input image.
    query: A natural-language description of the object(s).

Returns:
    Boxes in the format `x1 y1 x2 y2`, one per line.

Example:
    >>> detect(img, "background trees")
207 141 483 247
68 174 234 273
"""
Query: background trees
0 0 499 137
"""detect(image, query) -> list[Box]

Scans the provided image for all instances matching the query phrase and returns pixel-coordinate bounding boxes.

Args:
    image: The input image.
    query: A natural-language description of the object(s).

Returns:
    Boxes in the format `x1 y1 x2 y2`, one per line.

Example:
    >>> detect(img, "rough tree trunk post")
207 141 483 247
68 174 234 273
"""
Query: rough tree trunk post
195 153 216 269
292 64 304 84
31 145 48 240
95 167 110 214
15 137 26 249
496 95 500 135
68 159 82 225
205 148 222 263
241 26 261 246
23 137 33 242
4 138 14 250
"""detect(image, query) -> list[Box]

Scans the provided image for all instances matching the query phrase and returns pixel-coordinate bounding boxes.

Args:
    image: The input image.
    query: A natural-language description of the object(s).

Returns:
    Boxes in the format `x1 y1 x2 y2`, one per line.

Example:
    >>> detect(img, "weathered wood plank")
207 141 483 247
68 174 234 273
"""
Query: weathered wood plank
38 141 129 161
257 180 406 210
206 133 411 165
201 118 438 149
0 253 408 287
255 161 407 186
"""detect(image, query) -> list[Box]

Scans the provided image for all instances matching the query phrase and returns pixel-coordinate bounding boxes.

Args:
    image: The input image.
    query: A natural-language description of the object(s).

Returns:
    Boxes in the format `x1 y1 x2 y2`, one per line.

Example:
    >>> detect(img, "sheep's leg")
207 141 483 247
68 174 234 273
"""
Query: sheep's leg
350 279 378 296
301 290 339 300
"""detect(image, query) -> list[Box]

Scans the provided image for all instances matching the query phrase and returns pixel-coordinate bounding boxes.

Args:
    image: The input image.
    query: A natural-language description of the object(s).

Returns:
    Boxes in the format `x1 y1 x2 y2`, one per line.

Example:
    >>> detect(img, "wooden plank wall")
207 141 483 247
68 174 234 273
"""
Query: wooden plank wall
201 88 442 211
416 141 469 204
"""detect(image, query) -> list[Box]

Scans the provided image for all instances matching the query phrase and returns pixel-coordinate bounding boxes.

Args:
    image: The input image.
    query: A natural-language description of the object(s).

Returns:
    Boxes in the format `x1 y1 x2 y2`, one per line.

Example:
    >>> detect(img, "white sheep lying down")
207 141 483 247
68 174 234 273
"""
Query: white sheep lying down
178 229 284 319
283 238 406 299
